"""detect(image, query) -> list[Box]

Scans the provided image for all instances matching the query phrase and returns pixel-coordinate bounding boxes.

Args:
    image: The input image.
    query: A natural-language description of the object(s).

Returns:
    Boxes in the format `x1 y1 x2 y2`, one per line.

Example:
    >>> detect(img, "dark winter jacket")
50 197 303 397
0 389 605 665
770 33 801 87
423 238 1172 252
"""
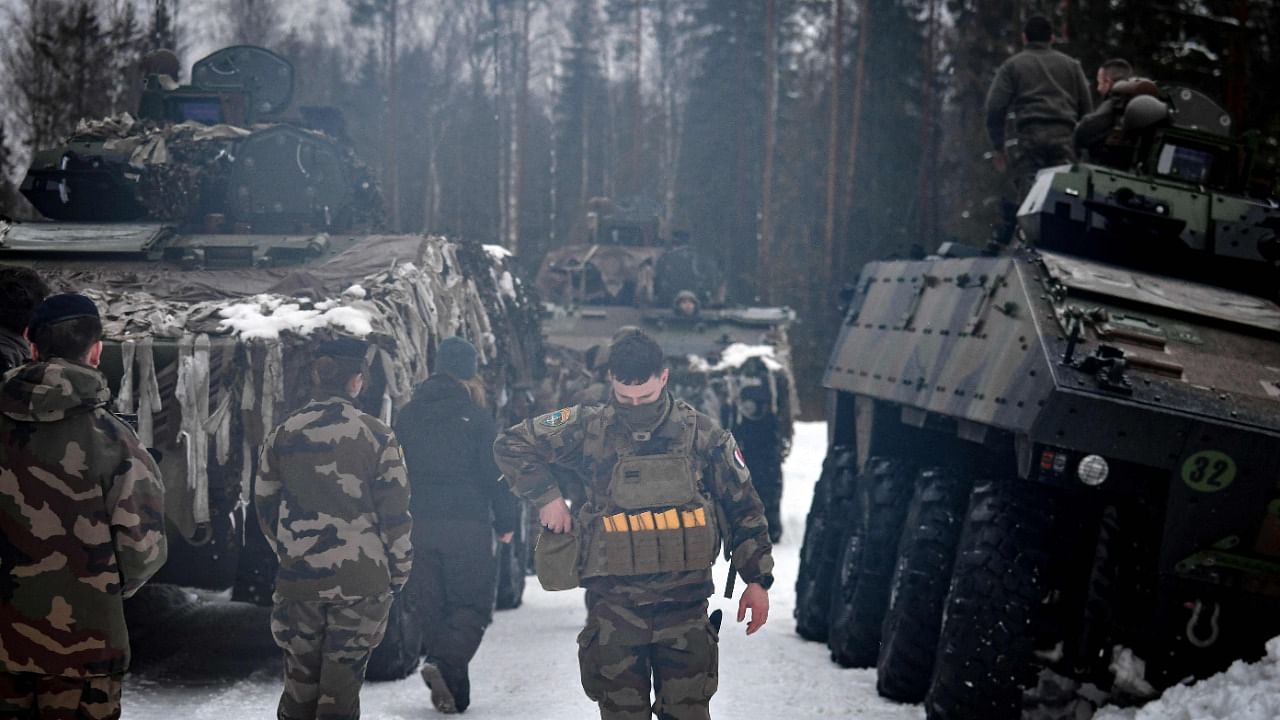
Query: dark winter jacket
395 374 519 535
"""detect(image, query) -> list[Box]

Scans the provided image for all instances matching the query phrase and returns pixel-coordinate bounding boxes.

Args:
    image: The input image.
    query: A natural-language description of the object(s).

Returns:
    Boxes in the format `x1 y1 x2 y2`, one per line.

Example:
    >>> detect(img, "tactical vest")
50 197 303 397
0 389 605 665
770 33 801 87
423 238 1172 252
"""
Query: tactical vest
577 401 720 578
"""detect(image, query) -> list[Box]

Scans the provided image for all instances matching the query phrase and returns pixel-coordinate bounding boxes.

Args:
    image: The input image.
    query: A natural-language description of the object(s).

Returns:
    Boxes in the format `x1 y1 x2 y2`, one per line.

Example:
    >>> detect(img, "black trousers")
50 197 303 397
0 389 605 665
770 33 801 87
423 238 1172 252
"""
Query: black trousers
407 520 498 674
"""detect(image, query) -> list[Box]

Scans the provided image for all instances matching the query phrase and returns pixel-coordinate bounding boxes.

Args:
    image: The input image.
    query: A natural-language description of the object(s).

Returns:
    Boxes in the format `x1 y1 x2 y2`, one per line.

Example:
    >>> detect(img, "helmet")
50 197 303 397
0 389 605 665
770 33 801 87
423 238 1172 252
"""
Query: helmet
673 289 700 316
1124 95 1170 130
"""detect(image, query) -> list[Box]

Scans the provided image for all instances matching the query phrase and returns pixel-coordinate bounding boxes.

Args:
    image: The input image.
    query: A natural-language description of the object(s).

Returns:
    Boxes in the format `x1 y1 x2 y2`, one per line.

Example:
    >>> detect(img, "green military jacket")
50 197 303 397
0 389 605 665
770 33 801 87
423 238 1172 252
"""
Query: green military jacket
494 392 774 605
256 395 413 601
0 359 168 677
985 41 1093 149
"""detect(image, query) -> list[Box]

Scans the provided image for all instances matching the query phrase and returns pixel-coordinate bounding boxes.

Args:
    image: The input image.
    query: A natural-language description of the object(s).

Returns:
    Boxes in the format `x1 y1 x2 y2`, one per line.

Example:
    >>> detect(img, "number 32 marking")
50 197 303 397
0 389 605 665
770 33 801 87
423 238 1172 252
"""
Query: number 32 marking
1181 450 1237 493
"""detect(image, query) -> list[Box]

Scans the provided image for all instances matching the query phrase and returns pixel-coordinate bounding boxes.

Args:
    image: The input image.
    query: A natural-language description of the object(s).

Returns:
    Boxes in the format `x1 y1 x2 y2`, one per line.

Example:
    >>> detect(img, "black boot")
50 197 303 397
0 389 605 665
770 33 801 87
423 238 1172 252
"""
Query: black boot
420 660 458 714
446 665 471 713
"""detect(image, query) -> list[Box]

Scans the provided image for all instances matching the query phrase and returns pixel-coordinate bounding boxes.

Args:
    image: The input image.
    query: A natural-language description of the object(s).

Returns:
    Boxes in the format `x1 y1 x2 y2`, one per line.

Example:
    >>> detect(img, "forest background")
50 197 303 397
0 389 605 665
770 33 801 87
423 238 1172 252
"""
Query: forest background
2 0 1278 414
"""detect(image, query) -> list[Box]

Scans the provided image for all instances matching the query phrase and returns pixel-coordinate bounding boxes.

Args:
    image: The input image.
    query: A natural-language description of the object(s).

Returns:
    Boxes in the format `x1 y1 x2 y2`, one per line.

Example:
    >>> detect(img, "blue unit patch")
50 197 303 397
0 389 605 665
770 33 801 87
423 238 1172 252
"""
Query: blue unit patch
540 407 573 428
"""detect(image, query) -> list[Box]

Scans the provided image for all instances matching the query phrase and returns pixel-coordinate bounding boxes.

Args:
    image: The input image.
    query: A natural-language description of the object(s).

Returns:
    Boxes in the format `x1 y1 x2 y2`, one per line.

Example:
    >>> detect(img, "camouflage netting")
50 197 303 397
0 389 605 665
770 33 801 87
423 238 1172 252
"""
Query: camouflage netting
61 113 382 229
21 234 544 543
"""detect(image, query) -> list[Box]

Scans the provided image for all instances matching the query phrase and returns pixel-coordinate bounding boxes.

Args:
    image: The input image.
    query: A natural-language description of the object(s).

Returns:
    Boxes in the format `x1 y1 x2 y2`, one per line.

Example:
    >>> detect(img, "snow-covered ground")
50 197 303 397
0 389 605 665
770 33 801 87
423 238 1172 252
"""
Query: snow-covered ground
119 419 1280 719
121 421 926 719
1093 637 1280 720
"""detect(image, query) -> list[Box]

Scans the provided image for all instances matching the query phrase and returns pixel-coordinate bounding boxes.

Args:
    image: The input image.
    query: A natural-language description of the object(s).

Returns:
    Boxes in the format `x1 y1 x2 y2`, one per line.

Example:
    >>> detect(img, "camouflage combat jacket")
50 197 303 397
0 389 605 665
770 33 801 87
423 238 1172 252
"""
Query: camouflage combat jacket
0 359 168 677
494 392 774 605
255 395 413 602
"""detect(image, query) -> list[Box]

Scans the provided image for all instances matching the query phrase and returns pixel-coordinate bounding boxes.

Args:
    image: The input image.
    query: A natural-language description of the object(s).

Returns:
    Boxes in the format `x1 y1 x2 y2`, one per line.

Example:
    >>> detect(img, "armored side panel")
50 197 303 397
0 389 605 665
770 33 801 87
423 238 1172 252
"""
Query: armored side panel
827 249 1280 591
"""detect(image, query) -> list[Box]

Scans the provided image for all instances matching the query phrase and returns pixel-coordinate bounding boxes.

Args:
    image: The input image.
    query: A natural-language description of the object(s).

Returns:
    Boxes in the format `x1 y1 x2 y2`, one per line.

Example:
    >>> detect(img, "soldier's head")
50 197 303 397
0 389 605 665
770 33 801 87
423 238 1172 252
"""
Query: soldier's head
26 292 102 366
673 290 699 317
1097 59 1133 95
607 330 667 406
313 337 369 399
1022 15 1054 44
0 265 50 337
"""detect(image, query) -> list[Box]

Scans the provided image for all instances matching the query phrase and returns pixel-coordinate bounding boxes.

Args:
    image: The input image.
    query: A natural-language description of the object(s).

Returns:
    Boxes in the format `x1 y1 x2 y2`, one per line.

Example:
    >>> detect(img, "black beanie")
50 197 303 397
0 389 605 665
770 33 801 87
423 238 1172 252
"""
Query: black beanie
435 336 478 380
28 293 100 334
316 336 369 360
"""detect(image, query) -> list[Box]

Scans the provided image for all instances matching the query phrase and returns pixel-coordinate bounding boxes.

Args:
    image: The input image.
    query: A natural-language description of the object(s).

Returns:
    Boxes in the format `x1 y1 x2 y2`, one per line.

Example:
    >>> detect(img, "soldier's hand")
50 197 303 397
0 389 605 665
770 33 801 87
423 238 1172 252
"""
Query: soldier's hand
497 531 514 544
991 149 1008 174
737 582 770 635
539 498 573 534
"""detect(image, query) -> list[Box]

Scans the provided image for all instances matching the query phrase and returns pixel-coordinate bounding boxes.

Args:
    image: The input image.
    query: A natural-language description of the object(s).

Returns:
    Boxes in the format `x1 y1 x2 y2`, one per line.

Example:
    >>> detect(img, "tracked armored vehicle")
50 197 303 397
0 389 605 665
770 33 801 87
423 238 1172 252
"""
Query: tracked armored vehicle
536 196 797 542
2 45 546 679
796 87 1280 717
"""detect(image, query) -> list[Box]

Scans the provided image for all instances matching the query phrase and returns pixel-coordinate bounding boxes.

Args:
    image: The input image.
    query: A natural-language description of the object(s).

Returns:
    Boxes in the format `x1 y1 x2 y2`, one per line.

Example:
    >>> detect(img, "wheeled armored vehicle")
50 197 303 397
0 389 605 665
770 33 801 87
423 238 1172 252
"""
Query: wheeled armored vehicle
796 86 1280 717
3 45 546 679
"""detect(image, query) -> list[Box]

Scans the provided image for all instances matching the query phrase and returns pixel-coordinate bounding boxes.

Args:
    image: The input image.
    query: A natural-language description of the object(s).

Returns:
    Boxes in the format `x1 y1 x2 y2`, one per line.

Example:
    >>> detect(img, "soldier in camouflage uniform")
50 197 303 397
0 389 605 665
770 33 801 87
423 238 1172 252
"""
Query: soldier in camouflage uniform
255 337 413 720
495 331 774 720
0 292 167 720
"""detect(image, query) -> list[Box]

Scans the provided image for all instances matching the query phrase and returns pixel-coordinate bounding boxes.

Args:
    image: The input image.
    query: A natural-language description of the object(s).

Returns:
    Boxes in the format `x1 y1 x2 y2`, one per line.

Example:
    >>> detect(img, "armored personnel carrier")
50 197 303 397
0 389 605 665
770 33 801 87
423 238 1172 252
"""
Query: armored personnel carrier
2 45 546 679
796 87 1280 717
536 196 797 541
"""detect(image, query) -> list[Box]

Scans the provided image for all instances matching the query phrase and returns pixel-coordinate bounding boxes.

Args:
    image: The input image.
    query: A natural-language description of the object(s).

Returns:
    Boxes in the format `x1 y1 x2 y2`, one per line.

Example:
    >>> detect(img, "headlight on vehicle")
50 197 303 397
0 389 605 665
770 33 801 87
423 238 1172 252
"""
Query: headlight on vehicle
1077 455 1109 486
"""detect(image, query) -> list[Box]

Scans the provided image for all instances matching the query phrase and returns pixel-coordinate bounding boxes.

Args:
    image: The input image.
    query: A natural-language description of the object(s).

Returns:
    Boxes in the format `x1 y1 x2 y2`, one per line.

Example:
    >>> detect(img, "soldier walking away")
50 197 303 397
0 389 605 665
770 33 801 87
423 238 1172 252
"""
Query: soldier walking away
0 292 167 720
985 14 1093 197
255 337 413 720
0 266 50 375
395 337 519 714
494 330 775 720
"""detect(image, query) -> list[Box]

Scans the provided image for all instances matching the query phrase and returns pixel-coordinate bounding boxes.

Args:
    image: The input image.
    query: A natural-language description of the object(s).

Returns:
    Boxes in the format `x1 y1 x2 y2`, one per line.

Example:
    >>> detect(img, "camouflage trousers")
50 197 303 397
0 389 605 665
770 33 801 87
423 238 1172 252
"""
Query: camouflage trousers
270 593 392 720
577 598 719 720
0 672 121 720
1010 122 1077 197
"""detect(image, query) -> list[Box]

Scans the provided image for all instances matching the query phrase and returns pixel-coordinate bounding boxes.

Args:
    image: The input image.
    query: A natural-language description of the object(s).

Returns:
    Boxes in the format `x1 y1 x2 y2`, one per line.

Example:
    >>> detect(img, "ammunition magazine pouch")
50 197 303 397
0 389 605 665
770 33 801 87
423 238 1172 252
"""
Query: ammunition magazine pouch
534 526 581 591
578 414 721 578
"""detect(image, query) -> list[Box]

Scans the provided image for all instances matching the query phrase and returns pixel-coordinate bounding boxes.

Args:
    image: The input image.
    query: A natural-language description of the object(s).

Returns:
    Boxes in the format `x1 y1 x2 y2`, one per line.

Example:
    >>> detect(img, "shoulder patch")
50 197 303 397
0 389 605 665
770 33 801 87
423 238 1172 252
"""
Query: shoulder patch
539 407 574 428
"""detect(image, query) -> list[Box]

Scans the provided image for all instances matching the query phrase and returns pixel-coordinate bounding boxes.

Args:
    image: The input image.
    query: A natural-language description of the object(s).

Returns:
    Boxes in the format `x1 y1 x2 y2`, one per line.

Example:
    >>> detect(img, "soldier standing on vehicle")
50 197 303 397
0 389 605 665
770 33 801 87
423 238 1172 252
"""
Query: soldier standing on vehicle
0 292 167 720
395 337 519 714
494 330 775 720
0 265 50 374
256 337 413 720
985 14 1093 195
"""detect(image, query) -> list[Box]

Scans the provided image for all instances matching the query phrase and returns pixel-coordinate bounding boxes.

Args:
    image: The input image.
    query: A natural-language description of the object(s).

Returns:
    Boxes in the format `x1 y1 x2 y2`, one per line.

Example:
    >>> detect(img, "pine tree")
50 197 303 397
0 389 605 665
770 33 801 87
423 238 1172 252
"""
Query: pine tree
553 0 607 246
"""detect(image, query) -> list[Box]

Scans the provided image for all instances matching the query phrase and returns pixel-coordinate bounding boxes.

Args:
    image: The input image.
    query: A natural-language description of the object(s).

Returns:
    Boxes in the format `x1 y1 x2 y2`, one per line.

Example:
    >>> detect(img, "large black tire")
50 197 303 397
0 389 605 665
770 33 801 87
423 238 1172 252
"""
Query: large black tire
794 445 858 641
925 480 1063 719
876 466 971 702
366 591 426 680
827 456 913 668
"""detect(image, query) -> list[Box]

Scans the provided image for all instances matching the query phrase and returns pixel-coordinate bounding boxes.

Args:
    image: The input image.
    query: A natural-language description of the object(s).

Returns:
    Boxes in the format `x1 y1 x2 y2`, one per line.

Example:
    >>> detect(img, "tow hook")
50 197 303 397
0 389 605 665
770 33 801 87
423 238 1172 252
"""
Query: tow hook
1184 599 1221 648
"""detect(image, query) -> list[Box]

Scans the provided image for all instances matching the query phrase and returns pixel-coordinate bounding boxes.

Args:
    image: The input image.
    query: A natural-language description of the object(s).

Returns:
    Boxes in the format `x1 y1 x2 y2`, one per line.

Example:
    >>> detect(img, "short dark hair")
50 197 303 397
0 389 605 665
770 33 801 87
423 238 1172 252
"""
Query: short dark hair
1100 58 1133 82
313 355 365 395
0 266 50 334
1023 15 1054 43
608 331 664 385
30 316 102 361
